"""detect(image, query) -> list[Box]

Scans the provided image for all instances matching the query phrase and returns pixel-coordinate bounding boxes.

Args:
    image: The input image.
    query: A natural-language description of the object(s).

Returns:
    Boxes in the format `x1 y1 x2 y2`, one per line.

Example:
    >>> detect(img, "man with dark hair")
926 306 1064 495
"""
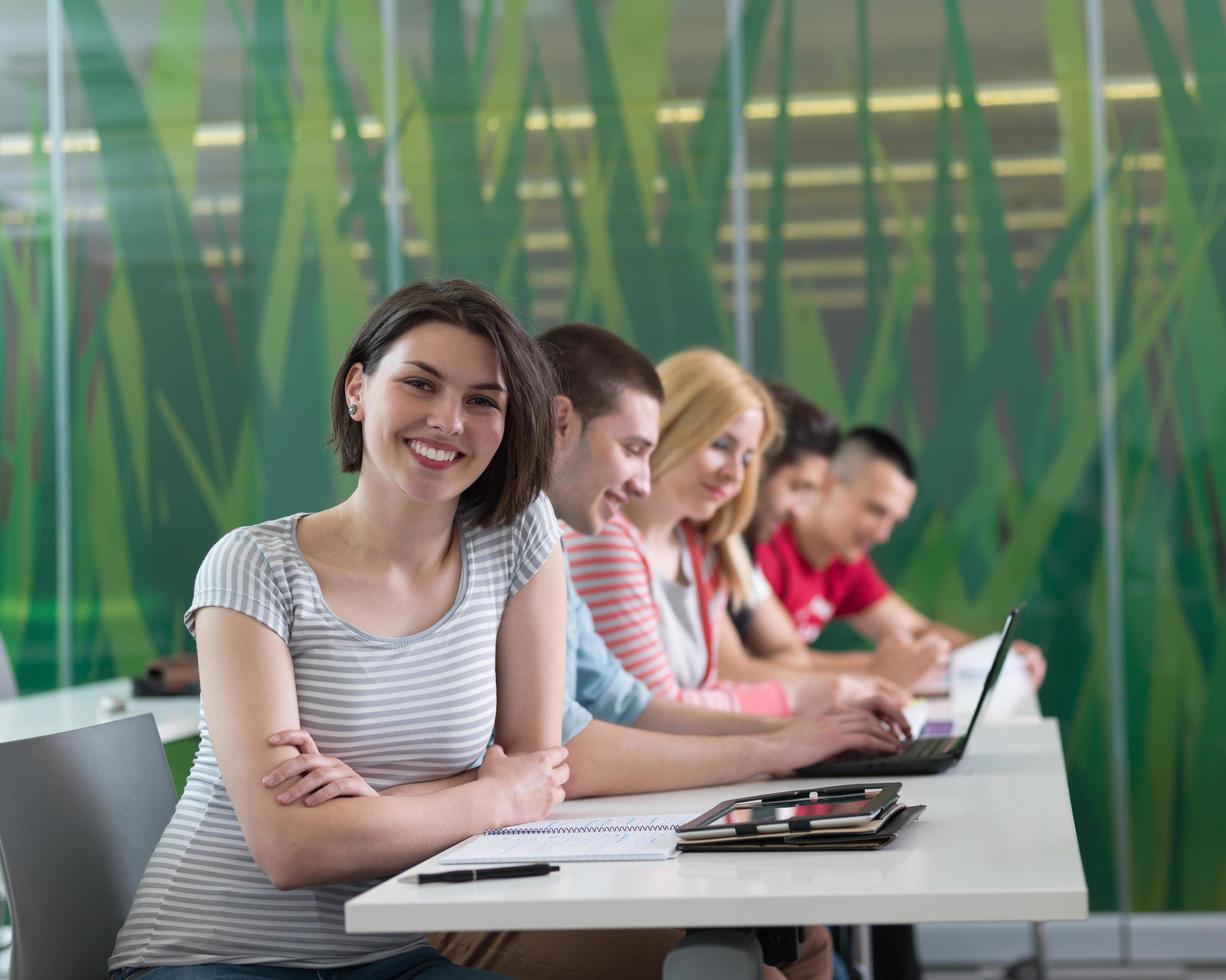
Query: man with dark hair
757 426 1047 689
539 322 664 420
732 395 946 690
747 383 841 546
429 325 904 980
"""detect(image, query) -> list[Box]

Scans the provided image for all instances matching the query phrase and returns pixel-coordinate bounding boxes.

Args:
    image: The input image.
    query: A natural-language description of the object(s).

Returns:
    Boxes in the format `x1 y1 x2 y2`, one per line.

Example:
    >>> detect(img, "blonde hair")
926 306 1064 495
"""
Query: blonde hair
653 349 778 602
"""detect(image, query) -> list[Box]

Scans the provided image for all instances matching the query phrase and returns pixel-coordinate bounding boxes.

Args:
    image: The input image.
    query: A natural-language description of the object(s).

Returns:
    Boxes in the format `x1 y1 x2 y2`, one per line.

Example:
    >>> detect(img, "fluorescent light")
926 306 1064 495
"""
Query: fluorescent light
0 76 1177 158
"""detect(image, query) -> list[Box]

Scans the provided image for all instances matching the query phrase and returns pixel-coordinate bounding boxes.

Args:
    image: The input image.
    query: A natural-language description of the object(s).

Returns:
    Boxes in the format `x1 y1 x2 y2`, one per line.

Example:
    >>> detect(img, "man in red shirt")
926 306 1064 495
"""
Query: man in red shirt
757 426 1047 689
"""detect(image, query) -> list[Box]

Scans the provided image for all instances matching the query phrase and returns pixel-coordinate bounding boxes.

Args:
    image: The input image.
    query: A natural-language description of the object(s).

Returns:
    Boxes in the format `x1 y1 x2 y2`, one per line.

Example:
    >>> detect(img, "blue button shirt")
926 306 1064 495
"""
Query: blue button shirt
561 568 654 743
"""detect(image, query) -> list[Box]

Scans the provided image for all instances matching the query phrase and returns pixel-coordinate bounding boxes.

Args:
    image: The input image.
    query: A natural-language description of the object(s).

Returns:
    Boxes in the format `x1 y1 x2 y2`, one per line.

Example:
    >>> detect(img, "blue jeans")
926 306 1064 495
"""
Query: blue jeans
111 945 509 980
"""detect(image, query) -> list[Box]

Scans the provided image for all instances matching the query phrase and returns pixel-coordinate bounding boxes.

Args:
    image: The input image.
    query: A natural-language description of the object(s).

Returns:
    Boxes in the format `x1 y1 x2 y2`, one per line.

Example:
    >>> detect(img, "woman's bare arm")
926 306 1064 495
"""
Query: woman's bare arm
492 543 568 751
198 607 565 891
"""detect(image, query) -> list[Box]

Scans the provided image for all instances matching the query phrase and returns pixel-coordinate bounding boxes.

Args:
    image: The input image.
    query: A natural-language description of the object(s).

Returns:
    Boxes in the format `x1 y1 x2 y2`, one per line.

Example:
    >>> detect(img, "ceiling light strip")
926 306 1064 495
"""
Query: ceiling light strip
0 75 1177 158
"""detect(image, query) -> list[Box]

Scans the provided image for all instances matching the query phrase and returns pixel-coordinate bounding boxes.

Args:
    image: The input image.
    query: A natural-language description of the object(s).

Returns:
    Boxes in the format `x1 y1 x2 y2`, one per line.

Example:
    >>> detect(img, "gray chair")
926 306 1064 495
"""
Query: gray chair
0 714 176 979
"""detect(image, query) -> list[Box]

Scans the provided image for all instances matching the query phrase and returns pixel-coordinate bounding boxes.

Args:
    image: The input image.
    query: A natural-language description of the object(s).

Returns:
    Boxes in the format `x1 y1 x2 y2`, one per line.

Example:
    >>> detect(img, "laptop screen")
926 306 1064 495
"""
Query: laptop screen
952 606 1025 753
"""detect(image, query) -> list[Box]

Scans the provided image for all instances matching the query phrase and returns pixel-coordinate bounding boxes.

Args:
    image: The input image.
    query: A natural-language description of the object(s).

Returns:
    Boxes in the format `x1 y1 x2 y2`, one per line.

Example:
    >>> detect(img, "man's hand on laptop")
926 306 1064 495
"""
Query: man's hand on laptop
871 629 951 690
765 708 904 775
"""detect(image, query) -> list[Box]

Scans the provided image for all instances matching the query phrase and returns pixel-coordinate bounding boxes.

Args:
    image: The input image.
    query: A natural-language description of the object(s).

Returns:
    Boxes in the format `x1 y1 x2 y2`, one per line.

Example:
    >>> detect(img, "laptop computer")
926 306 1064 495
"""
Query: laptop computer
795 605 1025 777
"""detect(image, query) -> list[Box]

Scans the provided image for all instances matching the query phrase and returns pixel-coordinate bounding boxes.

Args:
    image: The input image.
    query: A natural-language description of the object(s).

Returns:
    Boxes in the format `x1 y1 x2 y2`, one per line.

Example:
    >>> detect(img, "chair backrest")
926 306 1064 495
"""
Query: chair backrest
0 714 176 979
0 630 17 700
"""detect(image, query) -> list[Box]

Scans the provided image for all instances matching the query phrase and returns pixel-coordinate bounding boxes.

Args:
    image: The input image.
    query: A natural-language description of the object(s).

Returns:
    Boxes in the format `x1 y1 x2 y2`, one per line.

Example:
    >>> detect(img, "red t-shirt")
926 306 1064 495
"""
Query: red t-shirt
755 524 889 644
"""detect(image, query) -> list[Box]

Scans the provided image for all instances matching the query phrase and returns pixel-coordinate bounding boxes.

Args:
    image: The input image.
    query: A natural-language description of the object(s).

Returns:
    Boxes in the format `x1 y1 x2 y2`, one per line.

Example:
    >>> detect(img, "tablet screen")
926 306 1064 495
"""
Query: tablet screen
716 788 885 826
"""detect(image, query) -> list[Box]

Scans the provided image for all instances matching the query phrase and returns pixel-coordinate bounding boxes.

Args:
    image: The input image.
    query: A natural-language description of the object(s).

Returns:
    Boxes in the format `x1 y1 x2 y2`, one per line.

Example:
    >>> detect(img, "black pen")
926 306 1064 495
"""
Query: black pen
400 863 560 885
739 789 824 806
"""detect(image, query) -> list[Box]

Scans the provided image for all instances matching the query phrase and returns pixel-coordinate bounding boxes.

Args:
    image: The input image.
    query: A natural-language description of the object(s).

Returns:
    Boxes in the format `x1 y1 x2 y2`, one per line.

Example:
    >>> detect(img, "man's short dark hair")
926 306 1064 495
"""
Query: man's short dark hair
328 279 555 527
764 382 841 476
537 323 664 423
832 425 916 482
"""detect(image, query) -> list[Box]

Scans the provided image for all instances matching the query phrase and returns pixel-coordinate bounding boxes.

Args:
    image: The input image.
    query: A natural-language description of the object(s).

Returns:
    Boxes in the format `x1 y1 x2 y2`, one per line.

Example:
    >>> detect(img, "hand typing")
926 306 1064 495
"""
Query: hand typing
765 708 904 776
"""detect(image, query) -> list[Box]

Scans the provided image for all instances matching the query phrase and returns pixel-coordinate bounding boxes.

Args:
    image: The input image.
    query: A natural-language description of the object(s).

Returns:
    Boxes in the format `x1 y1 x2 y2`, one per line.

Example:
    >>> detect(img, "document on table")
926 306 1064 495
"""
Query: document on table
440 813 698 863
913 633 1030 710
950 633 1031 722
903 698 930 736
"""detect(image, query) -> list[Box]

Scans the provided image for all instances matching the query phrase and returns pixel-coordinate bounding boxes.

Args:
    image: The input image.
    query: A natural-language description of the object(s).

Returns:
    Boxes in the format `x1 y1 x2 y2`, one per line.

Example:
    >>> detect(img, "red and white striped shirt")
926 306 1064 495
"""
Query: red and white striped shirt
564 514 791 716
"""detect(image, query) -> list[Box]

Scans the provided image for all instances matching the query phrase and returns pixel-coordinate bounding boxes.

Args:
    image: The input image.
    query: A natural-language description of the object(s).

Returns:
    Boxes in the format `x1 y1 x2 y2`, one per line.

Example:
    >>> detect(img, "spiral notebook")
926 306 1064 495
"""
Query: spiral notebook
439 813 697 864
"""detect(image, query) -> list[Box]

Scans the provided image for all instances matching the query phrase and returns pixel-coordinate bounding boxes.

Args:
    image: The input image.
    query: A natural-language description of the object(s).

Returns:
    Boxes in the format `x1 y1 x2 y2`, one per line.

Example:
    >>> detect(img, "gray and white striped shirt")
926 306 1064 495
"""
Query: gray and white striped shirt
110 493 560 970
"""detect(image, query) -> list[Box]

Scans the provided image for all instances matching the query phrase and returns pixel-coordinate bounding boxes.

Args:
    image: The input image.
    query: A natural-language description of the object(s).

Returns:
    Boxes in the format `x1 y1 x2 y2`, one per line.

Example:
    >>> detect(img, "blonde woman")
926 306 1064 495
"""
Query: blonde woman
565 348 906 719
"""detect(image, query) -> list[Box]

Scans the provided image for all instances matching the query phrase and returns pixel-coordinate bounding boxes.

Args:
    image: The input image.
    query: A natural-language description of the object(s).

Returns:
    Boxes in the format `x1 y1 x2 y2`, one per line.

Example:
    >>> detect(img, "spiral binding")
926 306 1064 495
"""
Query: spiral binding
486 822 680 835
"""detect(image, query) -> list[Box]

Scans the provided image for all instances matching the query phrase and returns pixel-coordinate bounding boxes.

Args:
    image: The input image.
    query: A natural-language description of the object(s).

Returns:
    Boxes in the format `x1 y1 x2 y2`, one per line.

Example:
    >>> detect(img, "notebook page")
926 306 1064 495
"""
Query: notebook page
439 813 697 864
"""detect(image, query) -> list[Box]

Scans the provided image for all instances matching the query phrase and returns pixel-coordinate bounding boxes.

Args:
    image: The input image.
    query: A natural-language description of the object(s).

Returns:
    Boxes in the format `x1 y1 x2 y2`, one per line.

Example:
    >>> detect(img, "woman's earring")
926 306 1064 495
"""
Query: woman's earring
348 404 358 417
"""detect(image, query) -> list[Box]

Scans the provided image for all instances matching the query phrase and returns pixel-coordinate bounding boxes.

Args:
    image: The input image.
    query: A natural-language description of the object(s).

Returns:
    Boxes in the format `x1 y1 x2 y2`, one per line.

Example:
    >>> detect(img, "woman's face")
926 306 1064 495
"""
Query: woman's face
347 321 506 507
653 406 765 524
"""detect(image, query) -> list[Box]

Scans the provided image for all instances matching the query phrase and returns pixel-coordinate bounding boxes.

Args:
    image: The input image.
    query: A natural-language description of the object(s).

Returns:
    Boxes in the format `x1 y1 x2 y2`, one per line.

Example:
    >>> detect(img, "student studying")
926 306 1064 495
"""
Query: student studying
566 348 908 721
758 426 1048 691
733 387 950 690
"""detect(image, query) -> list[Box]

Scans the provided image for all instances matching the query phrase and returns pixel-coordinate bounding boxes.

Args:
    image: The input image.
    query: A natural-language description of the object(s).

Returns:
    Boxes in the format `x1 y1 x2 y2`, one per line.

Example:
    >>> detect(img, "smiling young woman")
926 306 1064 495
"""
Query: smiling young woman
109 280 565 980
329 281 554 525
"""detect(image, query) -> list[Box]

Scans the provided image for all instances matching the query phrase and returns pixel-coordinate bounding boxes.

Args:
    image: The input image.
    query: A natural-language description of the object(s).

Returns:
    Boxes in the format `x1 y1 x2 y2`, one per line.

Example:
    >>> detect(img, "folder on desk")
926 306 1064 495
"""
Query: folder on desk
677 804 925 852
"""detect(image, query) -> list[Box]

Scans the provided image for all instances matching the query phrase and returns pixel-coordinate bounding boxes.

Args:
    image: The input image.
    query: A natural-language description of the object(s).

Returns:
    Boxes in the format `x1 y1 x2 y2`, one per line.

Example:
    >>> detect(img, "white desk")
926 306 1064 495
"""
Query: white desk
0 678 200 744
346 719 1086 934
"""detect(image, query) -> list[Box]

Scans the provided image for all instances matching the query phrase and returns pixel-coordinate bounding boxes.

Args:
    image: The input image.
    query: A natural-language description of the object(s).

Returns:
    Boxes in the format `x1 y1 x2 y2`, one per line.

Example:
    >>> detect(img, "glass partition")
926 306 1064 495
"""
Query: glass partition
0 1 55 690
0 0 1223 916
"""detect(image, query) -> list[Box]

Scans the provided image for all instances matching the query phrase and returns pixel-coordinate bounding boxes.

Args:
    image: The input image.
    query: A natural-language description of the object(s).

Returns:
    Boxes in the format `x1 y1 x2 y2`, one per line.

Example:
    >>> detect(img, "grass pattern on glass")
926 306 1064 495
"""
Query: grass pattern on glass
0 0 1218 912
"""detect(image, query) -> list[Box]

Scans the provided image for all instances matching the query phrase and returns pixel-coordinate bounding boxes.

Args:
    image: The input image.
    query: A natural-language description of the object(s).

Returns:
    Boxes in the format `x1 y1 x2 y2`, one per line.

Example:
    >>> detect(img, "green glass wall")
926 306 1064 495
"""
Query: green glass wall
1 0 1223 915
1105 1 1226 913
0 3 56 690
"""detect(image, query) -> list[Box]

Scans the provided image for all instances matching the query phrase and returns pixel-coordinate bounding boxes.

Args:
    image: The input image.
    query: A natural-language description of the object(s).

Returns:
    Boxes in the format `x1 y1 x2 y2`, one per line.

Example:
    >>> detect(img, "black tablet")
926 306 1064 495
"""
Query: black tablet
677 804 926 852
676 783 902 841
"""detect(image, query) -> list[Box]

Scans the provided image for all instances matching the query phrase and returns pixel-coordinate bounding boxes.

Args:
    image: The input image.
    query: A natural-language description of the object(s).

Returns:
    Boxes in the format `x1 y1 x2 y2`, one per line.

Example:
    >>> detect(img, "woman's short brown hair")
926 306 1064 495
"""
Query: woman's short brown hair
328 279 555 527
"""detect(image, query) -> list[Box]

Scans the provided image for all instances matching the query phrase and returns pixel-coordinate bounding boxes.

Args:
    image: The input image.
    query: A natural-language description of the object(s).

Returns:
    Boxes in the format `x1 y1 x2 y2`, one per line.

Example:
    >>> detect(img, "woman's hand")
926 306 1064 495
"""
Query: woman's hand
477 743 569 827
788 672 909 718
262 729 378 807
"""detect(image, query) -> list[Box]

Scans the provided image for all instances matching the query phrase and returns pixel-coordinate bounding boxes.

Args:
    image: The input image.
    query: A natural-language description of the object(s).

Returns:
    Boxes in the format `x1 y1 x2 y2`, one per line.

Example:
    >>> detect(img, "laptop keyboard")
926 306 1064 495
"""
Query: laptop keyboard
834 737 954 764
903 737 953 758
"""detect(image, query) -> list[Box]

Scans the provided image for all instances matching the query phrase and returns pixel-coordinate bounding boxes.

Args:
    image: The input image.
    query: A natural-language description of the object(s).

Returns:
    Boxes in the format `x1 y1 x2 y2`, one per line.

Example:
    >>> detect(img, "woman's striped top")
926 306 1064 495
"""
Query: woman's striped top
564 514 790 716
110 493 560 971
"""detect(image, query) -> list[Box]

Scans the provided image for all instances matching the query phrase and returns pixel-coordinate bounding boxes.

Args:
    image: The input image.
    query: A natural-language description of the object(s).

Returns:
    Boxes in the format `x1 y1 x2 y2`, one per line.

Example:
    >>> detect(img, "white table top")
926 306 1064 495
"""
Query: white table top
0 677 201 744
346 718 1086 933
